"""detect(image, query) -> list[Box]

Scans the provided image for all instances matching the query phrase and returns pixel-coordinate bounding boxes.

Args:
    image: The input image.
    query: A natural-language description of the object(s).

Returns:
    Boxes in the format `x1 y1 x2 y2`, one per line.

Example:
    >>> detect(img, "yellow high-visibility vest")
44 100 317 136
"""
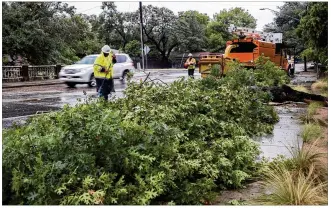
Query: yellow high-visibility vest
93 53 114 79
186 58 196 69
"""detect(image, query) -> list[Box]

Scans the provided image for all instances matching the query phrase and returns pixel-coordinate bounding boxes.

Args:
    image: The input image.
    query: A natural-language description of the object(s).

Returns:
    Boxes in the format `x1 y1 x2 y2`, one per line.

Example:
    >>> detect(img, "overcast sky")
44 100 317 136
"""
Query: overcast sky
67 1 285 31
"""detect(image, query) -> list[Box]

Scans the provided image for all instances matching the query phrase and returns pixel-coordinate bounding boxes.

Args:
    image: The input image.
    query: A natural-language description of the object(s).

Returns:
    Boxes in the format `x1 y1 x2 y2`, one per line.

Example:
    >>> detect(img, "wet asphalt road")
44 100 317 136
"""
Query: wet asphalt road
2 70 200 128
2 64 310 129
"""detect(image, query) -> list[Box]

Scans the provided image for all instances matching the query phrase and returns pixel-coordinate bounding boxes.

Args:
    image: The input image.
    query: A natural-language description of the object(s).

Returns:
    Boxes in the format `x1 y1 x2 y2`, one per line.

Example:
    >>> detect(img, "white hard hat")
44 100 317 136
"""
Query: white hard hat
101 45 111 53
188 53 193 57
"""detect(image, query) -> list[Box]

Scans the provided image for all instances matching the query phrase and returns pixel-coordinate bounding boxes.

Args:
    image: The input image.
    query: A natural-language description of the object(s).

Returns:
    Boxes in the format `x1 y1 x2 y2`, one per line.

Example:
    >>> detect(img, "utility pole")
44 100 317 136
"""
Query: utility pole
304 4 308 72
139 1 145 71
293 47 296 76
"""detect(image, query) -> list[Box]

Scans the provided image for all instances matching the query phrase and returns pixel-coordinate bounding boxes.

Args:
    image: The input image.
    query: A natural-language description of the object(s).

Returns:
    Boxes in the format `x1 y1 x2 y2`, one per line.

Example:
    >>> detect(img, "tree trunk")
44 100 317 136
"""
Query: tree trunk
258 85 328 105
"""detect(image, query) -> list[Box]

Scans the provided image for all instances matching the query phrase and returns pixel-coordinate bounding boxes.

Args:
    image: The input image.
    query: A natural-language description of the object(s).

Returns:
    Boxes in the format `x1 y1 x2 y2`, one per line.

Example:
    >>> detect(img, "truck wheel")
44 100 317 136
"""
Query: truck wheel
66 83 76 88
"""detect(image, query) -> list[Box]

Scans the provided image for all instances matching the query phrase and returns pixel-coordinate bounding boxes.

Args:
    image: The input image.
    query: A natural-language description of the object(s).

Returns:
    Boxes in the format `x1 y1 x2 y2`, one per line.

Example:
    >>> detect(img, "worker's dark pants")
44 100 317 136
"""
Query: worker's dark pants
290 67 295 76
96 78 114 100
188 69 194 78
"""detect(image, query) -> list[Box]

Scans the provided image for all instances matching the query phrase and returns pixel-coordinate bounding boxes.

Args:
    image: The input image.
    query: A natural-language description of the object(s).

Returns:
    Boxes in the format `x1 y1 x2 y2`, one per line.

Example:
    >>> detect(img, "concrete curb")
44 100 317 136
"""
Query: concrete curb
3 81 62 89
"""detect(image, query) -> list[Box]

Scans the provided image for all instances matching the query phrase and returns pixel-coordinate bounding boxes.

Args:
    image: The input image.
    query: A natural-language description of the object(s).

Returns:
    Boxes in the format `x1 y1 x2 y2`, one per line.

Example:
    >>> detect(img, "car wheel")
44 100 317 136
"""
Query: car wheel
66 82 76 88
89 74 96 88
121 70 128 83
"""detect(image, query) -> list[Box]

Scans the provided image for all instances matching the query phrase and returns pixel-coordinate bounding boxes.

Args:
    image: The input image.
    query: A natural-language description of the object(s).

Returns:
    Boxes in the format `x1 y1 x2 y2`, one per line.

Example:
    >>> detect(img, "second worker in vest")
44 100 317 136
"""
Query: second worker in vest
93 45 117 100
185 53 196 78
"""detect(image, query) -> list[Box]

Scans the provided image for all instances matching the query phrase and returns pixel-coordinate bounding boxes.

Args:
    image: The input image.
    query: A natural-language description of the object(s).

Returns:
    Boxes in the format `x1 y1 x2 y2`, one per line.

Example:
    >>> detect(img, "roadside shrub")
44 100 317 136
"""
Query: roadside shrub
254 56 290 87
266 140 327 187
302 123 323 142
221 56 290 88
312 80 328 97
3 65 280 205
307 101 324 121
289 140 327 183
261 164 327 205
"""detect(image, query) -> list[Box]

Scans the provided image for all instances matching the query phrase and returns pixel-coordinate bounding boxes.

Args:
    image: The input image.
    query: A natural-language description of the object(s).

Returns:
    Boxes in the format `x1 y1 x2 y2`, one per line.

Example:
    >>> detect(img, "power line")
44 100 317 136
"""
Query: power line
76 5 100 14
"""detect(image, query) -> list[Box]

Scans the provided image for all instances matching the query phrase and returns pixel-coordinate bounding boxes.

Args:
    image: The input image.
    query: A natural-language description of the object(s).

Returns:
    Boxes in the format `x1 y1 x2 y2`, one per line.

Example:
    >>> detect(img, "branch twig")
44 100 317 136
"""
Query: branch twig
139 72 151 87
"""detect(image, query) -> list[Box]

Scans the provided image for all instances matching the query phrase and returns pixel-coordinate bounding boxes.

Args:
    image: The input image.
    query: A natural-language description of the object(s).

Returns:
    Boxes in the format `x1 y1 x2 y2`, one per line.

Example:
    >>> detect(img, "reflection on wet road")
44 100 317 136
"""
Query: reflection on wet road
256 105 305 159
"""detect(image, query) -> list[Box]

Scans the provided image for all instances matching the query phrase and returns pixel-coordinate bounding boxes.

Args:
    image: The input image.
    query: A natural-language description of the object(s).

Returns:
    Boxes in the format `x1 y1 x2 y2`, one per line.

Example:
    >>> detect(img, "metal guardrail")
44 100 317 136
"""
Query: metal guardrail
2 65 62 82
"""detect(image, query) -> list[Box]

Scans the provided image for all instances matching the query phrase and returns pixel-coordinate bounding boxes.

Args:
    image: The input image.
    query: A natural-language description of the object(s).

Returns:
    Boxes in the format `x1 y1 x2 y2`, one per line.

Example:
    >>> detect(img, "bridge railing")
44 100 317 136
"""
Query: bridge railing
2 65 62 82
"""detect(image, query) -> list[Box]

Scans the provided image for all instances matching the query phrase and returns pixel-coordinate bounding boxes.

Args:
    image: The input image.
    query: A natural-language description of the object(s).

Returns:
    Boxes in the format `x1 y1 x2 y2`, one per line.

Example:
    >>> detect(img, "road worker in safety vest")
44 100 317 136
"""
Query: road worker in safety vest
93 45 117 100
185 53 196 78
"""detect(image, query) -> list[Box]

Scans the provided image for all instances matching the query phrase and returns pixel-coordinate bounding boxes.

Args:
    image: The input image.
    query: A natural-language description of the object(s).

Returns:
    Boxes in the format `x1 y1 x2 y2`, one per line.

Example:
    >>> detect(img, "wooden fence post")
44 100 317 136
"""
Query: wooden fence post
21 65 29 81
55 65 62 79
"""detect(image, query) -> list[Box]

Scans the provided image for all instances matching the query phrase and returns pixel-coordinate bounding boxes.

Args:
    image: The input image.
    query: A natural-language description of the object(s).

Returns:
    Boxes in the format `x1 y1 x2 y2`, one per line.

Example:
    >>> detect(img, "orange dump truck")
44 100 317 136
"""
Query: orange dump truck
199 24 290 78
224 39 289 70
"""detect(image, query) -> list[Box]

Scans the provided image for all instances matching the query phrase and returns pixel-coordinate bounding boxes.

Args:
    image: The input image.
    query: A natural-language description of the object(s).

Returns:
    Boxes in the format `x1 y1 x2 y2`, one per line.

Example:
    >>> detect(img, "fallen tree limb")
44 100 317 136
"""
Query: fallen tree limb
252 85 328 106
139 72 151 88
268 101 307 106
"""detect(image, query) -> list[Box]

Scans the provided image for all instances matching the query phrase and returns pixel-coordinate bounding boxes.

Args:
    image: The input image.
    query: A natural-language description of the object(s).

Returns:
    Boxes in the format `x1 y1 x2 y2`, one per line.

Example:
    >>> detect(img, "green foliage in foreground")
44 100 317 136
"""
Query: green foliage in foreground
3 62 283 205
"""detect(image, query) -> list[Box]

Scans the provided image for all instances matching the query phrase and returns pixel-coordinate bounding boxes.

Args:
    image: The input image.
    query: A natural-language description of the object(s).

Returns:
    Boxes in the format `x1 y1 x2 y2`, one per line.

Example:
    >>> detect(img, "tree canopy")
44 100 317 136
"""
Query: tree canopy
4 2 325 65
206 8 257 52
262 2 308 55
297 2 328 64
262 2 328 65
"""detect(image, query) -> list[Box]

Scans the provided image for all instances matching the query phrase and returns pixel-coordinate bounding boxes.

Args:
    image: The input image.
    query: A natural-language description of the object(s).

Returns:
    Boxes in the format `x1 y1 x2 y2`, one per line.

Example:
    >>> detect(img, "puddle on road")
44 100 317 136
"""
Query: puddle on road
256 105 306 160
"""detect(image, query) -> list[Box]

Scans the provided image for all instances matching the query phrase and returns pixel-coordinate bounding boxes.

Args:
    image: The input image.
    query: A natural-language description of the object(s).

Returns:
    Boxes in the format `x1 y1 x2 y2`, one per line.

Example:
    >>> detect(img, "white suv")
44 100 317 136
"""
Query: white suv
59 53 135 87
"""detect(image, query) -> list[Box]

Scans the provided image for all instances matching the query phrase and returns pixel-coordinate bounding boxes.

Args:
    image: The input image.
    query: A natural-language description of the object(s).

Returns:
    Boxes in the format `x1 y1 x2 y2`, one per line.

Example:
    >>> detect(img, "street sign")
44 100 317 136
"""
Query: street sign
144 46 150 54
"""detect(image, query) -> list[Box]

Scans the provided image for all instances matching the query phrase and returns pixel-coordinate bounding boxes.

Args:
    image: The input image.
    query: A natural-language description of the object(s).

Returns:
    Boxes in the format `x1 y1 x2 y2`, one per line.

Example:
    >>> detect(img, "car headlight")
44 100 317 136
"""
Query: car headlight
74 68 84 73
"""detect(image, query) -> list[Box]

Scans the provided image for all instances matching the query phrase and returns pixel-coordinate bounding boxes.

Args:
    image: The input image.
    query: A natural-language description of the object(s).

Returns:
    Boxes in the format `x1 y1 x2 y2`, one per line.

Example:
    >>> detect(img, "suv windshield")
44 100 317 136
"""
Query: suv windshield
75 56 97 64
